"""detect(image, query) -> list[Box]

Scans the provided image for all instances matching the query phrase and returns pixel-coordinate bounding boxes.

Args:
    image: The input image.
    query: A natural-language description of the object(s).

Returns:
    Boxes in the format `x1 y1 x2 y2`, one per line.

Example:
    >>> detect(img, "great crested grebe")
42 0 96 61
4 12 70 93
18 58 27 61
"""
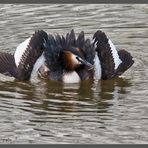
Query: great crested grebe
0 29 134 83
0 30 48 80
93 30 134 80
38 29 95 83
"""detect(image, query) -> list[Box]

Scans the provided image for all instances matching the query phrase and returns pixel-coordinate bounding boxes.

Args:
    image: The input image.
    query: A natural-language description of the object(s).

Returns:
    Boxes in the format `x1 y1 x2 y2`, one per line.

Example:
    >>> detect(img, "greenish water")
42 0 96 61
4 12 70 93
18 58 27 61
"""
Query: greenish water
0 4 148 144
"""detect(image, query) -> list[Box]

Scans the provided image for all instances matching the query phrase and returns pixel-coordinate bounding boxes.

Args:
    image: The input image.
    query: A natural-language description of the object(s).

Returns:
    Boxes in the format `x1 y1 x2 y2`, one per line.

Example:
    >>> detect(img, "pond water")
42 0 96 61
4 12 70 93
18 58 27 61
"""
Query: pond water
0 4 148 144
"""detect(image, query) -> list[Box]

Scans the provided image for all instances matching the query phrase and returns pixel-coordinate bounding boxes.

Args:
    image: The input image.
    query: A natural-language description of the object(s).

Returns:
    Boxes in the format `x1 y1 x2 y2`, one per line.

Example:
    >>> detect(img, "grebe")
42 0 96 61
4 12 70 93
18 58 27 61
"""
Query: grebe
93 30 134 80
0 30 48 80
38 29 95 83
0 29 134 83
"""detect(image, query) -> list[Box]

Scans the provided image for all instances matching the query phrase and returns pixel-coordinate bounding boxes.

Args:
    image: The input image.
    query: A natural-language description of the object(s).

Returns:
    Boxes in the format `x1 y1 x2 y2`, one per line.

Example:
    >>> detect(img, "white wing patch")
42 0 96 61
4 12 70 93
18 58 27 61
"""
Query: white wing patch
63 71 80 83
31 53 46 79
108 39 122 70
14 37 31 67
91 38 97 48
94 52 102 80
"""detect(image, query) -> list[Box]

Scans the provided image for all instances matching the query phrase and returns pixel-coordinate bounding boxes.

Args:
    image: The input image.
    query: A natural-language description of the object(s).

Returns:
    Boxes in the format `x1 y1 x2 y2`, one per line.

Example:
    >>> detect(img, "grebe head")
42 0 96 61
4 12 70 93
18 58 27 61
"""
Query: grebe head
62 47 94 71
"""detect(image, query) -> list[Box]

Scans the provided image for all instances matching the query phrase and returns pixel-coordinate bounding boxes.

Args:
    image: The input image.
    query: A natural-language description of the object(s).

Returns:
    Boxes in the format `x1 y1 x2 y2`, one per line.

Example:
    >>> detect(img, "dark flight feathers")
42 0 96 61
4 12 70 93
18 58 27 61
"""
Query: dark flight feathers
93 30 134 79
0 30 48 80
0 52 17 78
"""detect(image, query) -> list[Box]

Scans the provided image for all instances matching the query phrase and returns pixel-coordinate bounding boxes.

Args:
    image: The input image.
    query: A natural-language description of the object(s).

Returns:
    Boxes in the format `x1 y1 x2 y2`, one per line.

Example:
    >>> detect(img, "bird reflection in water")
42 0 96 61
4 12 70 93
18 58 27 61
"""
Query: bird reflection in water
0 77 132 116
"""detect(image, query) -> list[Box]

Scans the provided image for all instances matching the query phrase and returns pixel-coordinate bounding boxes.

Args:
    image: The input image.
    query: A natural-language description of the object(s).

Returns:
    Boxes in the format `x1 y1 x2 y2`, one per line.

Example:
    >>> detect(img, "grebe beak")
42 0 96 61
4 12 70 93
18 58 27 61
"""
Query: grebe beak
76 56 94 70
81 59 94 70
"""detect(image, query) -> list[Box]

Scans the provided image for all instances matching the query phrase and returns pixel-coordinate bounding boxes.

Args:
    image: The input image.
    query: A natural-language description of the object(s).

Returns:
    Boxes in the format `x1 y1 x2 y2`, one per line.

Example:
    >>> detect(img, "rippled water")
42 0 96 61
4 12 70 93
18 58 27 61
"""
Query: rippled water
0 4 148 144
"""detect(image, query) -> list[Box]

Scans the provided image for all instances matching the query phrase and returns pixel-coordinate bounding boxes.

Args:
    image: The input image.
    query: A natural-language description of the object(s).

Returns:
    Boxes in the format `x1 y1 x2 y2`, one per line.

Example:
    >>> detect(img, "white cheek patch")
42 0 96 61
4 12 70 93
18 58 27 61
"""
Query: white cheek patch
14 37 31 67
108 39 122 70
71 54 82 65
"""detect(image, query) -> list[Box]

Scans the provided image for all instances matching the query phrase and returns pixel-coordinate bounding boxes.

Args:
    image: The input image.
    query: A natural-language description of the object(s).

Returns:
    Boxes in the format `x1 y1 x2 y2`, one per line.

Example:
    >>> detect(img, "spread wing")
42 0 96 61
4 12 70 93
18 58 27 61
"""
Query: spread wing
93 30 134 79
93 30 118 79
16 30 48 80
